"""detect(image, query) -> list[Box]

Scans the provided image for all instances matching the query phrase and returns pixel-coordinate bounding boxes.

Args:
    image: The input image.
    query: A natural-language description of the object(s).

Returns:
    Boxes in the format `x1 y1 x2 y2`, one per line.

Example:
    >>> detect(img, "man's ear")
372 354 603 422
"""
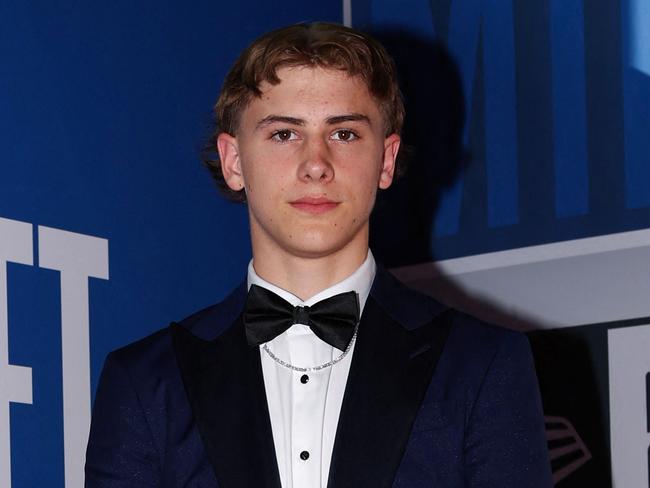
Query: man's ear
217 132 245 191
378 133 401 190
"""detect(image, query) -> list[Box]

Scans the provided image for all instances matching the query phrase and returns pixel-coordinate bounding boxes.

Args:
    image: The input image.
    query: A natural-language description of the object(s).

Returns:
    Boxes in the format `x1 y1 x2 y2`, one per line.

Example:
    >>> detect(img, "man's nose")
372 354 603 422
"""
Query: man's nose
297 138 334 183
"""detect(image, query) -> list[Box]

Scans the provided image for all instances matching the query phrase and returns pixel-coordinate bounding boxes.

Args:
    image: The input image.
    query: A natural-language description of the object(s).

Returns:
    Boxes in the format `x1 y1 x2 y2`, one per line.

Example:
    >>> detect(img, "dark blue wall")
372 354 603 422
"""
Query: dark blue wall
1 0 648 486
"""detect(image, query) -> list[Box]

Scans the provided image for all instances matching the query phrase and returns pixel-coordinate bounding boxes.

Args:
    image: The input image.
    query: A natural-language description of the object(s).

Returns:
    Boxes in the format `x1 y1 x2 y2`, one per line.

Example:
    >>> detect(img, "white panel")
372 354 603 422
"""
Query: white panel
342 0 352 27
608 324 650 487
392 229 650 329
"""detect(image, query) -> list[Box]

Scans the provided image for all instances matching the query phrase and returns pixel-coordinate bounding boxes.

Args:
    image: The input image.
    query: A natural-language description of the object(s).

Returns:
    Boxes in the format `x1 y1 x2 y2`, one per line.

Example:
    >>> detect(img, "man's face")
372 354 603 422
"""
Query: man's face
218 66 400 262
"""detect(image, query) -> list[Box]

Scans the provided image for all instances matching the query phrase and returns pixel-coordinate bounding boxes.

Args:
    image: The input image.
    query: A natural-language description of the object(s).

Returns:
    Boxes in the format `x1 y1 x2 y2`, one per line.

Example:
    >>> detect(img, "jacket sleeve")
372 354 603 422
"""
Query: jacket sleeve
85 352 161 487
464 331 553 487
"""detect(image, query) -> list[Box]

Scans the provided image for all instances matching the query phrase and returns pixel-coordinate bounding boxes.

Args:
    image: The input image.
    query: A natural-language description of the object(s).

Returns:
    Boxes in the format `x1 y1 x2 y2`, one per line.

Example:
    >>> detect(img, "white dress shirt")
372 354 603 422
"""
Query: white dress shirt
247 251 376 488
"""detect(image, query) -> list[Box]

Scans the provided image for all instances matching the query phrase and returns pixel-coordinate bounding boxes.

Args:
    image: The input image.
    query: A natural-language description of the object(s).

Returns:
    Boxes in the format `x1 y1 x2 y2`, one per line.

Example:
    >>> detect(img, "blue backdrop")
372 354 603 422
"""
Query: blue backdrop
1 0 648 486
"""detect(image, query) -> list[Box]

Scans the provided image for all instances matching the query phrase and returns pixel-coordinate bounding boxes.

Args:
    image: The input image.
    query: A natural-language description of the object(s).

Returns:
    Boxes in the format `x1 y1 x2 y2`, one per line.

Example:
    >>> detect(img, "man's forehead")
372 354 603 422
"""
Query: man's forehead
259 65 362 89
243 66 382 122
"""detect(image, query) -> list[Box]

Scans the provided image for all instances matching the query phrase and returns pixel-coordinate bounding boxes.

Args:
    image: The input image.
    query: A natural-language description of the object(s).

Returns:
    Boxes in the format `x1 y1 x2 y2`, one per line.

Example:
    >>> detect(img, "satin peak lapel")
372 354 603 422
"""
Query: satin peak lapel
171 319 282 488
327 296 453 488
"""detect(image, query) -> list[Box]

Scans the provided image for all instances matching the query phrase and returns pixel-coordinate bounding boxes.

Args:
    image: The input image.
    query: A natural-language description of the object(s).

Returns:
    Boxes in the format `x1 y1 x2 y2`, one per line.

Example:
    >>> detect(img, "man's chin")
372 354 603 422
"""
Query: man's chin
278 230 368 261
276 235 349 259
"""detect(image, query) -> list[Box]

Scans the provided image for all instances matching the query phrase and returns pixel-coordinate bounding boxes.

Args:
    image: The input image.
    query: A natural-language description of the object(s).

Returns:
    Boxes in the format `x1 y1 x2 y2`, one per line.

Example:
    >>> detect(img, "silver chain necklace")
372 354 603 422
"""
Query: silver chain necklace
262 325 358 372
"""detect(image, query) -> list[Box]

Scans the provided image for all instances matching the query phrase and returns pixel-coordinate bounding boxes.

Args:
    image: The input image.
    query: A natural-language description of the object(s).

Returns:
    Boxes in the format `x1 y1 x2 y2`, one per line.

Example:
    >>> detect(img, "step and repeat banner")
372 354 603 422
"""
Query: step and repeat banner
1 0 648 487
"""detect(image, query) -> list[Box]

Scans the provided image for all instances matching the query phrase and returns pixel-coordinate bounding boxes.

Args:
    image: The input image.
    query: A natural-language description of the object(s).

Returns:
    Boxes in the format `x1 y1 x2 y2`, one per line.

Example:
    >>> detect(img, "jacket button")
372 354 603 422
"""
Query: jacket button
300 450 310 461
300 374 309 384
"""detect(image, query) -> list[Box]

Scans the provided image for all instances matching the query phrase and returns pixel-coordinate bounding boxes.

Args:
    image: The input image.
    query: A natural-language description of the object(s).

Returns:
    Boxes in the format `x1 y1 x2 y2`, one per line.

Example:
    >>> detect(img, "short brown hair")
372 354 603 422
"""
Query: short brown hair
203 22 406 202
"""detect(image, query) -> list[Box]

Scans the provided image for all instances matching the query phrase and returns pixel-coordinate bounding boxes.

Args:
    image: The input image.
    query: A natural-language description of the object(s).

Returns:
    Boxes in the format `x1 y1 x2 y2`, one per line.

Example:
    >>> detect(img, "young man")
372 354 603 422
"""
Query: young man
85 23 552 487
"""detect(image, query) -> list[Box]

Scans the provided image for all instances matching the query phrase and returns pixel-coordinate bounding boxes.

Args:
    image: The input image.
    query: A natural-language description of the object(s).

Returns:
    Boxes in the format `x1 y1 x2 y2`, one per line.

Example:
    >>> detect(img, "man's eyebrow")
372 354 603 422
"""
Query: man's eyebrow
326 113 371 125
255 115 305 129
254 113 372 130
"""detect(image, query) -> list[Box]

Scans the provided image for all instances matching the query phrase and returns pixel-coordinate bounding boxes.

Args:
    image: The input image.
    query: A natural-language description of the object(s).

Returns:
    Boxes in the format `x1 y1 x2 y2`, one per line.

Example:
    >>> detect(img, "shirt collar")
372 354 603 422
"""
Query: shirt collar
247 250 376 314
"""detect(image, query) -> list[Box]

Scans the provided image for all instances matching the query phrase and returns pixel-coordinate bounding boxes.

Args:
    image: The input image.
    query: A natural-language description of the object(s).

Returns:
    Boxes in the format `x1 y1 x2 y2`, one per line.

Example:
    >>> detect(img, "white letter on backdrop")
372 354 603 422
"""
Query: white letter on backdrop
38 226 108 488
0 217 34 488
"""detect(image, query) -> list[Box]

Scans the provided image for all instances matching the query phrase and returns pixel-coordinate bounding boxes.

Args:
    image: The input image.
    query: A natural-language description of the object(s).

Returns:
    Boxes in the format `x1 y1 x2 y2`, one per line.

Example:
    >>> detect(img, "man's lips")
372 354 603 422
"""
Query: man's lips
289 197 340 214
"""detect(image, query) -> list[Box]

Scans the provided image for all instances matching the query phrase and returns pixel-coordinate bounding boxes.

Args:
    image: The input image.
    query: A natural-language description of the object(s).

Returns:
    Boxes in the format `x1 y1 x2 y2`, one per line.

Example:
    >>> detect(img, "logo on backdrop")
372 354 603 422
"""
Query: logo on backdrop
545 416 592 483
0 216 108 488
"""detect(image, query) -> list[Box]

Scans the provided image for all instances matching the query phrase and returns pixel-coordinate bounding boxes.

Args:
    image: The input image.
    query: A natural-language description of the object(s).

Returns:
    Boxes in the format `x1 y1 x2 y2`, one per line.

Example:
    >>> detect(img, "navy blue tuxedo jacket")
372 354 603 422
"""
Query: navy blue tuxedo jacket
85 267 552 487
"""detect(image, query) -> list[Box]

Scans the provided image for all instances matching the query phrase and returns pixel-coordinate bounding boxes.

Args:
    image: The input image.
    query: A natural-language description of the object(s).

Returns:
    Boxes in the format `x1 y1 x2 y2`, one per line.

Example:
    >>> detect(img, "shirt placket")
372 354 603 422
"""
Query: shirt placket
288 325 332 488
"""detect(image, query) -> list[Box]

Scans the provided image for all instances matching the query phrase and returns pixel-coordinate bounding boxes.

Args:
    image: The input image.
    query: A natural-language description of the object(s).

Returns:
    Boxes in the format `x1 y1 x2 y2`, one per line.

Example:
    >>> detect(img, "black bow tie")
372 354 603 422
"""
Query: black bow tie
243 284 360 351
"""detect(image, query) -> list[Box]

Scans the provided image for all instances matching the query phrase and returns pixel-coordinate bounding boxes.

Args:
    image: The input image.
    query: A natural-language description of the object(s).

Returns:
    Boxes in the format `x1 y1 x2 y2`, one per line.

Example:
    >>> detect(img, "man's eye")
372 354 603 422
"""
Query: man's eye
331 129 358 142
271 130 297 142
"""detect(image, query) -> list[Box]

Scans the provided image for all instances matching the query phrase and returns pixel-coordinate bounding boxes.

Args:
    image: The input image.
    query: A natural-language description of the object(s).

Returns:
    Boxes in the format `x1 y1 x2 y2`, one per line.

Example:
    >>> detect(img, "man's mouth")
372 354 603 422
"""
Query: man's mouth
289 196 340 214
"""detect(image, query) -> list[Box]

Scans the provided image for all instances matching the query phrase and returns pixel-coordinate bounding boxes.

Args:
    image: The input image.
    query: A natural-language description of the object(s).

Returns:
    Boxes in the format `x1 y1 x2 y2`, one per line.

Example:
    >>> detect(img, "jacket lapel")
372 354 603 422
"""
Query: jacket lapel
327 269 452 488
172 316 282 488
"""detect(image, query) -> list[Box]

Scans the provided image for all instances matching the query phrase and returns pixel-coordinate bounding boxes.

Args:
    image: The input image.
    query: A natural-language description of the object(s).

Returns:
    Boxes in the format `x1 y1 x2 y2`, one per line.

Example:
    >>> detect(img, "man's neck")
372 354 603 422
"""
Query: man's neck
251 246 369 301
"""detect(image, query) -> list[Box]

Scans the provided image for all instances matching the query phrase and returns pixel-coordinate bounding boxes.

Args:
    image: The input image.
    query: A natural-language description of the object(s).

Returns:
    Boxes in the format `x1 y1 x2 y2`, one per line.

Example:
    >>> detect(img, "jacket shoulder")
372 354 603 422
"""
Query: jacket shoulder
449 310 531 367
432 309 536 405
107 281 246 377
